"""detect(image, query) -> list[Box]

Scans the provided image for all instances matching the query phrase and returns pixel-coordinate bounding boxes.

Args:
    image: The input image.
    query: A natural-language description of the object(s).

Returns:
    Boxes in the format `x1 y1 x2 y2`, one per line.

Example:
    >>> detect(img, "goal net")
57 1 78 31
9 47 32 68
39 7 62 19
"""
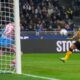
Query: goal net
0 0 21 74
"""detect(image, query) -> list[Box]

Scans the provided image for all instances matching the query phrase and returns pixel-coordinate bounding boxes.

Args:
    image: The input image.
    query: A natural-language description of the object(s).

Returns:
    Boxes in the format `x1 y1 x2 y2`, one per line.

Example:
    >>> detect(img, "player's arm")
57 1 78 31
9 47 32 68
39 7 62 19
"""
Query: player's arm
4 24 13 35
68 31 79 40
5 28 12 35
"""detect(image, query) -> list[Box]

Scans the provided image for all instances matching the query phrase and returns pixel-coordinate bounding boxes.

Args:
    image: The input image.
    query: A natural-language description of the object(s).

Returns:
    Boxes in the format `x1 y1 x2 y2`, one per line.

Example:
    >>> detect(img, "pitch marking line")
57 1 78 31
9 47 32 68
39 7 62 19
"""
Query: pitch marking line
23 73 60 80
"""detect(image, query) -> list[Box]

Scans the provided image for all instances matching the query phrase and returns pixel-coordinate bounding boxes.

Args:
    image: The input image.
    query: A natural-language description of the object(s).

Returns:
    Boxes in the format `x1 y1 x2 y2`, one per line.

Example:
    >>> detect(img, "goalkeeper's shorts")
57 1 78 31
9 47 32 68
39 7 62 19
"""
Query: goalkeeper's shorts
74 40 80 50
0 37 14 47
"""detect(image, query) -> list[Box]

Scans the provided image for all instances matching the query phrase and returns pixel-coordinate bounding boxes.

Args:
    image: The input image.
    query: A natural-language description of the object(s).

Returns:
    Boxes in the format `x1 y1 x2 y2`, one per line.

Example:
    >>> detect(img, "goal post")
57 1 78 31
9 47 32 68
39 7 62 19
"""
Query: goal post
14 0 21 74
0 0 21 74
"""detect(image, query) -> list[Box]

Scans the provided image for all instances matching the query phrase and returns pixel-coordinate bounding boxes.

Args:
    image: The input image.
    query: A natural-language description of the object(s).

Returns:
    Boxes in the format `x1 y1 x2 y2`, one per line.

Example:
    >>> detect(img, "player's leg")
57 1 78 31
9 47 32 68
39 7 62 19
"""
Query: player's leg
60 41 79 62
0 37 7 57
10 59 16 68
60 47 73 62
7 39 16 67
0 50 3 56
1 38 16 67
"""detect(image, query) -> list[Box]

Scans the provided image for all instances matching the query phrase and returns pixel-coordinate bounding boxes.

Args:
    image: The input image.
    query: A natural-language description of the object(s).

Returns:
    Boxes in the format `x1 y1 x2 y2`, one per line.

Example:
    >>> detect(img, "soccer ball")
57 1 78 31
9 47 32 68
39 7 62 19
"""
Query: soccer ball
60 29 68 36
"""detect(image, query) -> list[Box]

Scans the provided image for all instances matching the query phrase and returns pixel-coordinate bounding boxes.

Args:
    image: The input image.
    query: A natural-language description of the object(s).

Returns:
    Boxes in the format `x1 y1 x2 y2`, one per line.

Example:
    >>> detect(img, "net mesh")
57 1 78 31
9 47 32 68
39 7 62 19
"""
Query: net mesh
0 0 15 73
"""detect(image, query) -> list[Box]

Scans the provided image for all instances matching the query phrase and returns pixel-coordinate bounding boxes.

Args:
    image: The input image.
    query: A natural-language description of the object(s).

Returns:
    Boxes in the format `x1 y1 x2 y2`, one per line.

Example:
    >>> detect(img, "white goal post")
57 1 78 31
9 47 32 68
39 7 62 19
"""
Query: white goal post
14 0 21 74
0 0 21 74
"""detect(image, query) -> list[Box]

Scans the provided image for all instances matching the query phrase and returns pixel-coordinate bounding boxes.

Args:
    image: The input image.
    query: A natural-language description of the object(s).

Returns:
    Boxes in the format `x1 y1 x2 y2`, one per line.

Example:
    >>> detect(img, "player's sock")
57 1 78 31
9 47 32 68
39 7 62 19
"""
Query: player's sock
10 46 15 53
60 48 72 62
10 59 16 68
64 51 72 60
64 48 73 60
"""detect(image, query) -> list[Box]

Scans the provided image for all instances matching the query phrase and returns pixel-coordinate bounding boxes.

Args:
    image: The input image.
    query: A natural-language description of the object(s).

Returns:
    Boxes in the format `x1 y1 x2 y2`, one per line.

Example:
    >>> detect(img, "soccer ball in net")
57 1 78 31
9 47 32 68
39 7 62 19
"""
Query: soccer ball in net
60 29 68 36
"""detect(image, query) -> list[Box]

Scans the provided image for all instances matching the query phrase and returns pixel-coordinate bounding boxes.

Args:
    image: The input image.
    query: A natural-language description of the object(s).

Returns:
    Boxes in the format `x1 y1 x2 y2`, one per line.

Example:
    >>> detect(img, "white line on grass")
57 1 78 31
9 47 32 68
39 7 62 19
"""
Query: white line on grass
22 73 60 80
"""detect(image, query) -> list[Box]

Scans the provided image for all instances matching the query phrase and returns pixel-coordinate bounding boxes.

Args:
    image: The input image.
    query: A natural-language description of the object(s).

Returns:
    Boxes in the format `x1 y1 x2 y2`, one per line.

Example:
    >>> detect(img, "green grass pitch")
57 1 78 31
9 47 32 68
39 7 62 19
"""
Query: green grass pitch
0 53 80 80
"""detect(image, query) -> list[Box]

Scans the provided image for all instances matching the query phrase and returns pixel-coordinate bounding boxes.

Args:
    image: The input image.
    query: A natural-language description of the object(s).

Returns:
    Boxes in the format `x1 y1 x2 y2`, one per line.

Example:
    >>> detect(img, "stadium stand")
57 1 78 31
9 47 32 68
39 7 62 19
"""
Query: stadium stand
19 0 77 31
0 0 80 32
19 0 80 39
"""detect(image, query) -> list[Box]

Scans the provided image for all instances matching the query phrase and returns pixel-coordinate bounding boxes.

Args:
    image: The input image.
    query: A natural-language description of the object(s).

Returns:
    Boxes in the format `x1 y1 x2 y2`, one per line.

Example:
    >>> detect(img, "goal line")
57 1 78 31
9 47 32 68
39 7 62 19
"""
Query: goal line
22 73 60 80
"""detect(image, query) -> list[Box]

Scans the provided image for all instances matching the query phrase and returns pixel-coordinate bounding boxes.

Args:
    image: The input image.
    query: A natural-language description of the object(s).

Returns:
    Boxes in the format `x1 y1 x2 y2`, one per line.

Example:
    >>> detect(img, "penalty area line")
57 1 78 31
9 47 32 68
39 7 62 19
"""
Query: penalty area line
22 73 60 80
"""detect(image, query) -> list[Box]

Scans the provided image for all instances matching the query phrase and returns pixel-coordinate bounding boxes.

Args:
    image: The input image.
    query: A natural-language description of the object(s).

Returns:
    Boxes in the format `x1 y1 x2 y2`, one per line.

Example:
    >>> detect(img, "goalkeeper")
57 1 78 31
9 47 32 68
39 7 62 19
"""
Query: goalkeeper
60 30 80 62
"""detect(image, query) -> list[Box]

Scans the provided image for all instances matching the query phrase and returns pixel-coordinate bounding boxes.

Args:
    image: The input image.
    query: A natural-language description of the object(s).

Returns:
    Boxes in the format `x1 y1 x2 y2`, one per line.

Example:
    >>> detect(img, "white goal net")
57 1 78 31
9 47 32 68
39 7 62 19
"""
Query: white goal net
0 0 21 74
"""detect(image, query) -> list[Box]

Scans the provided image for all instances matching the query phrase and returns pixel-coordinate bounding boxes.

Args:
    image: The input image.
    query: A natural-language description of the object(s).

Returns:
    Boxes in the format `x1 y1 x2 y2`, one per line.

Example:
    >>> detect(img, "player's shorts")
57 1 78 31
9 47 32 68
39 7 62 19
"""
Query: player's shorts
0 37 14 47
74 40 80 50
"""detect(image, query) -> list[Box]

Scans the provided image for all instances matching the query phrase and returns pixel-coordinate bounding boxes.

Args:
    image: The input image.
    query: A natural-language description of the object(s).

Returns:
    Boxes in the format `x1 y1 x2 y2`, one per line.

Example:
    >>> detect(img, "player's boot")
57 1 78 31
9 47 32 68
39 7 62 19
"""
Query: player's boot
59 58 66 63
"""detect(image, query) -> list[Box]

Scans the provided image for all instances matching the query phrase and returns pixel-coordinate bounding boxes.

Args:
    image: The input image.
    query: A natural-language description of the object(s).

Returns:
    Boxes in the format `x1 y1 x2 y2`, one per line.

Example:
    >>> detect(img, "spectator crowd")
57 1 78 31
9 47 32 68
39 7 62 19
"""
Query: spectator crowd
20 0 75 32
0 0 80 33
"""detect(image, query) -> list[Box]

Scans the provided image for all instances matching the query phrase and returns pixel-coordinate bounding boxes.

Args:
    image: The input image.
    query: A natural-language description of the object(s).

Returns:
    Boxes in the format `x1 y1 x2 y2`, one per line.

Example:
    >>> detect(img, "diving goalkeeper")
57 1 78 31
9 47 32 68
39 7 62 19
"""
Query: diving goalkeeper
60 30 80 62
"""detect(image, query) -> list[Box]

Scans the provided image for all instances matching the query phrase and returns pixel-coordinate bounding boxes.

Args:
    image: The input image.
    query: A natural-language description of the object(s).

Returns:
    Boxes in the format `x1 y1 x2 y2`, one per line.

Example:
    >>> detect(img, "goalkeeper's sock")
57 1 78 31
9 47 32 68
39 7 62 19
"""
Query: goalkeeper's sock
64 50 72 60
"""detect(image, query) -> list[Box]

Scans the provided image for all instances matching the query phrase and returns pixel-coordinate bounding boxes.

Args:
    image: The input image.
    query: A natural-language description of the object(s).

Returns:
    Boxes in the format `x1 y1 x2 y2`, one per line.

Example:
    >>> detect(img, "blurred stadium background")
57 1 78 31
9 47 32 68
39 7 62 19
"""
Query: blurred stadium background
1 0 80 80
20 0 80 53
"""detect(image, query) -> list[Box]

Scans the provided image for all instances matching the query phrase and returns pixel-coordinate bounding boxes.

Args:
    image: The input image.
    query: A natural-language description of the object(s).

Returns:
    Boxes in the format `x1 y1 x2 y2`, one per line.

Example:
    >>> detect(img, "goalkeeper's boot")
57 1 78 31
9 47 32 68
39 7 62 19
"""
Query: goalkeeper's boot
59 58 66 63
